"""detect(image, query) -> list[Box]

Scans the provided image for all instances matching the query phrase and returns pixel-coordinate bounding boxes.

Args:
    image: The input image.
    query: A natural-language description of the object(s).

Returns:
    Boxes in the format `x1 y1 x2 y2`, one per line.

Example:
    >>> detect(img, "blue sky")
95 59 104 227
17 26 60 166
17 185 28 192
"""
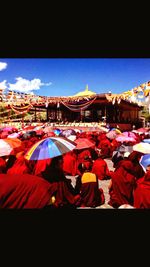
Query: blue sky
0 58 150 97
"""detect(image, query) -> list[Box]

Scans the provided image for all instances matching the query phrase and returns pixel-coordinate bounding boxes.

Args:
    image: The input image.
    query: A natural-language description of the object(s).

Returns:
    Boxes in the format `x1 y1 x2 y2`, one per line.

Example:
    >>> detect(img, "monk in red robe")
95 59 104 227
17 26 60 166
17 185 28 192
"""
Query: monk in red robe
133 166 150 208
41 155 80 208
33 158 52 177
76 161 105 208
0 173 58 209
0 157 7 174
63 150 78 176
92 153 111 180
127 151 145 180
6 156 32 175
108 160 137 208
97 137 112 158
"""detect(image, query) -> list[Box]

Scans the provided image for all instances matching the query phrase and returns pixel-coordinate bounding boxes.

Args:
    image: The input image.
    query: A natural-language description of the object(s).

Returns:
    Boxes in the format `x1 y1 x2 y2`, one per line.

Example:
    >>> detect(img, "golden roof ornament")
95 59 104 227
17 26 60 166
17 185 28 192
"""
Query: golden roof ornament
73 84 96 97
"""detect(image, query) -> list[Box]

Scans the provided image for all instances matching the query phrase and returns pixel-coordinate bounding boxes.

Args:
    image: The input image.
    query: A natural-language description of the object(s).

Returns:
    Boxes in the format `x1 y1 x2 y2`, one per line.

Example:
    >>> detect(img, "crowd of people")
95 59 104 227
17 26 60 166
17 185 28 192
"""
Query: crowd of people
0 123 150 209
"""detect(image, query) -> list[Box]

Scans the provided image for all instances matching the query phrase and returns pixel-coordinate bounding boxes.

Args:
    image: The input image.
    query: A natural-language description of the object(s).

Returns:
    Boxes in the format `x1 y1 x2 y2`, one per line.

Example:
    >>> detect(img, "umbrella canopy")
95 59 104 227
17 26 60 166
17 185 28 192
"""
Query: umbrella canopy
98 126 109 133
43 126 53 133
111 128 122 134
74 138 95 150
122 131 137 138
133 142 150 154
67 135 77 141
1 126 18 132
117 144 133 154
59 129 76 138
24 136 77 160
0 138 22 157
142 139 150 144
140 154 150 171
135 127 150 134
8 132 20 138
23 125 36 131
54 128 62 136
106 130 118 140
116 135 136 142
116 131 137 143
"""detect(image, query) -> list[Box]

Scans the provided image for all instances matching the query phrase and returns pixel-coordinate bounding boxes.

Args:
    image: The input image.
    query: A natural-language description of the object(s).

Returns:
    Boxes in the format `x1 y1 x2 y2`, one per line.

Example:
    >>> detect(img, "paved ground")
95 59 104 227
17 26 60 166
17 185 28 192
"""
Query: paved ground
98 158 114 204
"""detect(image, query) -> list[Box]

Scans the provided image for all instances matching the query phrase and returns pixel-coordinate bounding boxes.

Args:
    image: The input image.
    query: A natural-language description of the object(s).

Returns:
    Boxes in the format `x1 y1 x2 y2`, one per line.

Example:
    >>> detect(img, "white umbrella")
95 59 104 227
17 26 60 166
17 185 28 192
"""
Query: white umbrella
133 142 150 154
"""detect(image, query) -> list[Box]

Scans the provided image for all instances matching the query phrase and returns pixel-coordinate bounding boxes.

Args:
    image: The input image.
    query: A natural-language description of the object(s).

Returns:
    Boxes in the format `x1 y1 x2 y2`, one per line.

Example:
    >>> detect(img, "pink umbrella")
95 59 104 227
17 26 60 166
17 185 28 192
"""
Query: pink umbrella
122 131 137 138
2 126 18 132
116 131 138 143
106 130 118 140
116 135 136 142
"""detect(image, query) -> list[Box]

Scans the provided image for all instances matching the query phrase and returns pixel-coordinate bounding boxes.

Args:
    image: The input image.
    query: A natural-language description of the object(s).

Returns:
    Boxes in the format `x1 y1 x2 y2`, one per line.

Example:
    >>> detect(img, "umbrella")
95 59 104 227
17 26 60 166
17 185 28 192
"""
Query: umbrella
67 135 77 141
122 131 137 138
0 138 22 157
111 128 122 134
53 128 62 136
117 144 133 154
136 127 149 134
106 130 118 140
59 129 76 137
8 132 20 138
133 142 150 154
2 126 18 132
23 125 35 131
116 135 136 142
140 154 150 171
24 137 77 161
142 139 150 144
43 126 53 133
74 138 95 150
97 126 109 133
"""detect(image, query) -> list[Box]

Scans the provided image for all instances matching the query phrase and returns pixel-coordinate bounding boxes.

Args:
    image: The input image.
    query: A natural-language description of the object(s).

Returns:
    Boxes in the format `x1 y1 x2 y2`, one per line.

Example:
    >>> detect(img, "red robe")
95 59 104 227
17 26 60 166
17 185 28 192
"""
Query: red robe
92 158 111 180
76 172 105 207
98 138 112 158
0 173 58 209
0 158 6 173
33 158 52 177
133 171 150 208
108 160 136 208
63 151 77 176
7 156 31 175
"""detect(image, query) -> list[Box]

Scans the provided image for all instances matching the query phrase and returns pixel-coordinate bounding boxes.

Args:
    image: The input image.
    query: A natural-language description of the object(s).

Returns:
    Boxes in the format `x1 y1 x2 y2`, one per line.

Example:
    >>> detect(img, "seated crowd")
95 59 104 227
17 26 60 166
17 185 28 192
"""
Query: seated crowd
0 126 149 209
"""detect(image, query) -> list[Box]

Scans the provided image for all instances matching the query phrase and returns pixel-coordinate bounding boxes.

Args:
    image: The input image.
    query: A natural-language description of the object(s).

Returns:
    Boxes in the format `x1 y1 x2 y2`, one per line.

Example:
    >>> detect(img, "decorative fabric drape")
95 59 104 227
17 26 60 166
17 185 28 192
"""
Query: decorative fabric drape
10 103 33 115
60 97 97 112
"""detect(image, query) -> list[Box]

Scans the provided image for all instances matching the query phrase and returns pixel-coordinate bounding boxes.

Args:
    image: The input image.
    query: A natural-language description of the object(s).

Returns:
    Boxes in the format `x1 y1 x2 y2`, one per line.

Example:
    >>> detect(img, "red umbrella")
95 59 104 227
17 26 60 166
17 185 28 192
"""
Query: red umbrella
136 127 149 133
23 125 36 131
74 138 95 150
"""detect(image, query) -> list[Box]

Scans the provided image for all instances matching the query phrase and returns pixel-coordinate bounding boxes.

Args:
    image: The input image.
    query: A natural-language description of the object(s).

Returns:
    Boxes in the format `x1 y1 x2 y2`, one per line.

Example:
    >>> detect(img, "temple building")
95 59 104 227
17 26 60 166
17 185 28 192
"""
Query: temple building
0 85 144 130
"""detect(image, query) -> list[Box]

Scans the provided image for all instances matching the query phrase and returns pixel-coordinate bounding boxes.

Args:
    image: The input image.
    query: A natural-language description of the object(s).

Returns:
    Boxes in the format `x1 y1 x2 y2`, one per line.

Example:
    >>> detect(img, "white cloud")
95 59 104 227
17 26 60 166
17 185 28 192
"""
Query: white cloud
0 62 7 71
8 77 52 93
0 80 7 90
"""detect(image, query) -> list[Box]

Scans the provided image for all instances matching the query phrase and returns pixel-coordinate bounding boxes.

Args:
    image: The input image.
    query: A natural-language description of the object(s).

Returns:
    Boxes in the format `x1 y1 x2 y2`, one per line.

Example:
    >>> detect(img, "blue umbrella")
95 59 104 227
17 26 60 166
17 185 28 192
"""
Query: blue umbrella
53 128 62 136
143 139 150 144
140 154 150 171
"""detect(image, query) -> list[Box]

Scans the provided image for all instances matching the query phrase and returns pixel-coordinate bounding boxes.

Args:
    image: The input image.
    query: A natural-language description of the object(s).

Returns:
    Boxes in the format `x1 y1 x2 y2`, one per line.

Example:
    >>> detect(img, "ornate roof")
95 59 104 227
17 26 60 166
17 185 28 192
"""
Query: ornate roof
73 85 96 97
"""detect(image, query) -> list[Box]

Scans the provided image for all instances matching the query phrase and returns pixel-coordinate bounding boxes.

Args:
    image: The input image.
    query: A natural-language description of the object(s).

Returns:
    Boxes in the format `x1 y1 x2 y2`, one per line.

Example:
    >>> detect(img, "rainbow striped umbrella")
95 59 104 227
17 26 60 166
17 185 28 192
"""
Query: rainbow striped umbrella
24 137 77 160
